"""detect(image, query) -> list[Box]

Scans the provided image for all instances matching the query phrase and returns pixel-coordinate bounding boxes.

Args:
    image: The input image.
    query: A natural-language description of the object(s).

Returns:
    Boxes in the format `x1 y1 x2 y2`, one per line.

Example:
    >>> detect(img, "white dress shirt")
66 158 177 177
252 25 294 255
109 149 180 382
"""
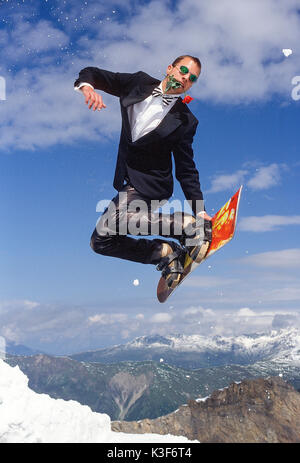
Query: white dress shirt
75 81 179 142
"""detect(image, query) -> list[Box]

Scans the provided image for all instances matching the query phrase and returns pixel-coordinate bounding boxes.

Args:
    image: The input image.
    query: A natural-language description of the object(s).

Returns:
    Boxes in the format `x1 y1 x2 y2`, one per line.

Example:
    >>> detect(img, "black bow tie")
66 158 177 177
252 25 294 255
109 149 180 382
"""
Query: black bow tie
151 87 177 106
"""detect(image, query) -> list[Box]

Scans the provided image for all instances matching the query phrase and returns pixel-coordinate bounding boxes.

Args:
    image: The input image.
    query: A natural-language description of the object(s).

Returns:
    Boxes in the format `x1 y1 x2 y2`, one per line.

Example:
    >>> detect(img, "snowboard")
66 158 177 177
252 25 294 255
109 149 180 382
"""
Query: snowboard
157 186 243 303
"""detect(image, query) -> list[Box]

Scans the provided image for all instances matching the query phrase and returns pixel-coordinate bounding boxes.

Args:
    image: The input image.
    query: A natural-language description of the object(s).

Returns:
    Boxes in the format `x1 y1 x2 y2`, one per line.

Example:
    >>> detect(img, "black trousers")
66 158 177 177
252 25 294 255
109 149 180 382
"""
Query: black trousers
90 184 194 265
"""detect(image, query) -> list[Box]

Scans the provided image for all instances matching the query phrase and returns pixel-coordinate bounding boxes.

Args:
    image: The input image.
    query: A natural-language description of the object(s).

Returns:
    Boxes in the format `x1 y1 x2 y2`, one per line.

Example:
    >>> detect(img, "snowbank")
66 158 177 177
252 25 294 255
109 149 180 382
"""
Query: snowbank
0 360 196 443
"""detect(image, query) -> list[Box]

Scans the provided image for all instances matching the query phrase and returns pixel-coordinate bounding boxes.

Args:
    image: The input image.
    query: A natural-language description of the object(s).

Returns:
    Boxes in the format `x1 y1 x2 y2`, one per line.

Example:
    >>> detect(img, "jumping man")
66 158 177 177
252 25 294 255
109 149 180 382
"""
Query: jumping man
74 55 212 287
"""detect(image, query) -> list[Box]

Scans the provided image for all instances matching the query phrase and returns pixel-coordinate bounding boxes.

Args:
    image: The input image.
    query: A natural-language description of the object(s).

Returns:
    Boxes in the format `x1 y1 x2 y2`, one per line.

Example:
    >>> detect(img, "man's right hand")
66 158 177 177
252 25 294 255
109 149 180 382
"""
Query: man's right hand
81 86 107 111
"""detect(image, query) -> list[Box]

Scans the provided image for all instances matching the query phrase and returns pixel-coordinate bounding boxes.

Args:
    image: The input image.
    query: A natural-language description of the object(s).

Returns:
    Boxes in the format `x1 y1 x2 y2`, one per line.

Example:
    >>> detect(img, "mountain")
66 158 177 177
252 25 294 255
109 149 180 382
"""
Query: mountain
71 328 300 369
6 354 212 421
0 359 194 443
2 340 43 356
112 376 300 443
5 328 300 422
6 348 300 422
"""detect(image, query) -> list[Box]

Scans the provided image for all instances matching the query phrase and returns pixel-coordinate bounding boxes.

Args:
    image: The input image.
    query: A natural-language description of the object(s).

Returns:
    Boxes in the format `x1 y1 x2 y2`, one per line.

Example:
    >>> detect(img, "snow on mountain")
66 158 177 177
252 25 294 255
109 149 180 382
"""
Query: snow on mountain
128 329 300 365
0 360 197 443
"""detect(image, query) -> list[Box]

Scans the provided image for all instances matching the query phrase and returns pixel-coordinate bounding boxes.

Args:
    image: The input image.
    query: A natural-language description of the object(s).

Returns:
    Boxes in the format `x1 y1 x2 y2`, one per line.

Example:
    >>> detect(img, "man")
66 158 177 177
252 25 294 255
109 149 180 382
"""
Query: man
74 55 212 288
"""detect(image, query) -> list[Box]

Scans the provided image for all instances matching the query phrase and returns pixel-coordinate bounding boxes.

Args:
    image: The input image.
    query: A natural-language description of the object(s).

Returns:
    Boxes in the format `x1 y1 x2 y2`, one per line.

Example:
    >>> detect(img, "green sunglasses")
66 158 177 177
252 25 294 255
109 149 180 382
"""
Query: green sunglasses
175 65 198 82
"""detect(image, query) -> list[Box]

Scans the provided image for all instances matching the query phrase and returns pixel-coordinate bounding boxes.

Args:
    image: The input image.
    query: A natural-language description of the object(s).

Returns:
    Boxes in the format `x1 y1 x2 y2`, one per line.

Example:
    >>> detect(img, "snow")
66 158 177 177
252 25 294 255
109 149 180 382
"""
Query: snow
0 360 197 443
128 329 300 365
282 48 292 57
195 396 210 403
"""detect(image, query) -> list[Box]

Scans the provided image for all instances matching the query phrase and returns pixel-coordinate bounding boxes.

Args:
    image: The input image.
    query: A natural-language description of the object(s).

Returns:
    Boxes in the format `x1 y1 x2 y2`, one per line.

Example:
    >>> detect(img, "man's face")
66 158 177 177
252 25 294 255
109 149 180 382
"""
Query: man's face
165 57 201 94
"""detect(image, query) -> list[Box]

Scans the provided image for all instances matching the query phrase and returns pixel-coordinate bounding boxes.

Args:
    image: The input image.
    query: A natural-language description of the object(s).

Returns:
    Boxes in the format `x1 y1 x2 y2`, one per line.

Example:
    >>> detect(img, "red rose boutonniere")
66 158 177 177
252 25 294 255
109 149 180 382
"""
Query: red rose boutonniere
182 95 193 104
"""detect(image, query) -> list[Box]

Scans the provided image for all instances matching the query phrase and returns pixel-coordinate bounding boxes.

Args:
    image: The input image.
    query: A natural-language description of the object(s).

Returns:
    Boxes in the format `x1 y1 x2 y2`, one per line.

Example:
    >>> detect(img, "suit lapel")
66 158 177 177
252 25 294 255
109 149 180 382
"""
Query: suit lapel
120 77 183 144
121 82 158 107
133 99 183 145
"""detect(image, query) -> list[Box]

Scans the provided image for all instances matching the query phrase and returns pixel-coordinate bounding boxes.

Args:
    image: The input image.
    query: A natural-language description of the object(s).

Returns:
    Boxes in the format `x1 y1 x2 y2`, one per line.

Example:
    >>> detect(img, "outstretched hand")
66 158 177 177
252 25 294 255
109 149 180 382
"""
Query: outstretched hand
81 86 106 111
197 211 212 221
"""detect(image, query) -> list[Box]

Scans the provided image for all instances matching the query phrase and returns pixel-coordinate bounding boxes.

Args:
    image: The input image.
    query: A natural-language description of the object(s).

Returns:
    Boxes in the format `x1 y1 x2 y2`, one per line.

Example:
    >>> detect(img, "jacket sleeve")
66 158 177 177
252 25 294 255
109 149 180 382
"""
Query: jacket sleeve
172 120 205 216
74 67 137 97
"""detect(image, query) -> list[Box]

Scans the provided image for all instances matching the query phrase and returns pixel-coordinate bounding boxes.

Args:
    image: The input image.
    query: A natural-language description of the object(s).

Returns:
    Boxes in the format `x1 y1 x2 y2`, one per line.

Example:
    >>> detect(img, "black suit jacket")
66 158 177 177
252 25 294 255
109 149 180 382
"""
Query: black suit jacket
74 67 204 214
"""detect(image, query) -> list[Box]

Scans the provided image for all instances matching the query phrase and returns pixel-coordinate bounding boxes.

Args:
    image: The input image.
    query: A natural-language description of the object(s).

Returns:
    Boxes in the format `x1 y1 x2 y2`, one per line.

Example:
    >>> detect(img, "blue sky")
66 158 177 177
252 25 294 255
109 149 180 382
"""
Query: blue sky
0 0 300 354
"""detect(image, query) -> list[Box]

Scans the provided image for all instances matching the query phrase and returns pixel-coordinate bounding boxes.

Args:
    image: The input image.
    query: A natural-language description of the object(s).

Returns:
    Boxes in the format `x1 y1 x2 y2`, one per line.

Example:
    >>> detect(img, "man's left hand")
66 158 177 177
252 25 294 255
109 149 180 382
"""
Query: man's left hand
197 211 212 221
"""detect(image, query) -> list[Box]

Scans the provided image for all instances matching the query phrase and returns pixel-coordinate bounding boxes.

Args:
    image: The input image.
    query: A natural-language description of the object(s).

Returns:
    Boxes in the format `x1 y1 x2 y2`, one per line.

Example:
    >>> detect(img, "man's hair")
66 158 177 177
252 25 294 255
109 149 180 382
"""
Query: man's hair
172 55 201 70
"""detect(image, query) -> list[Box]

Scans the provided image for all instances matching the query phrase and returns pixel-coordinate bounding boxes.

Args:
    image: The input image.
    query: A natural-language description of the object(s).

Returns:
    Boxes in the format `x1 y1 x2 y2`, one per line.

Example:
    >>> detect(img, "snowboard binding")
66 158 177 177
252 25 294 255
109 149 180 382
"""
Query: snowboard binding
179 217 212 263
156 245 186 289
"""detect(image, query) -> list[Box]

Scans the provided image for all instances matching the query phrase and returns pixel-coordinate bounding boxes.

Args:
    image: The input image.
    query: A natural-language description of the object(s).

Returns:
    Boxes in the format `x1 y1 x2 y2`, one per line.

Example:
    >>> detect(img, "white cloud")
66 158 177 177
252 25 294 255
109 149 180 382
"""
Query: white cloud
1 0 300 151
180 307 300 338
237 308 256 317
4 20 69 61
183 306 206 315
272 313 298 329
239 215 300 232
175 263 300 309
207 163 287 194
88 314 104 324
1 295 300 354
208 170 247 193
0 299 40 312
1 326 21 344
247 163 283 190
88 313 128 325
213 311 275 335
264 287 300 302
0 68 121 151
150 313 173 323
121 329 130 339
244 248 300 268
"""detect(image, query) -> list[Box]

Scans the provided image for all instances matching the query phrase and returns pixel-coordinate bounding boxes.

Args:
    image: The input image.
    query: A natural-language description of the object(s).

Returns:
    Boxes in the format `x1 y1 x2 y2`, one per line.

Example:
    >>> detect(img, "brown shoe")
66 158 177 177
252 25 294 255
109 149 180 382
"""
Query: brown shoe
156 242 185 289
